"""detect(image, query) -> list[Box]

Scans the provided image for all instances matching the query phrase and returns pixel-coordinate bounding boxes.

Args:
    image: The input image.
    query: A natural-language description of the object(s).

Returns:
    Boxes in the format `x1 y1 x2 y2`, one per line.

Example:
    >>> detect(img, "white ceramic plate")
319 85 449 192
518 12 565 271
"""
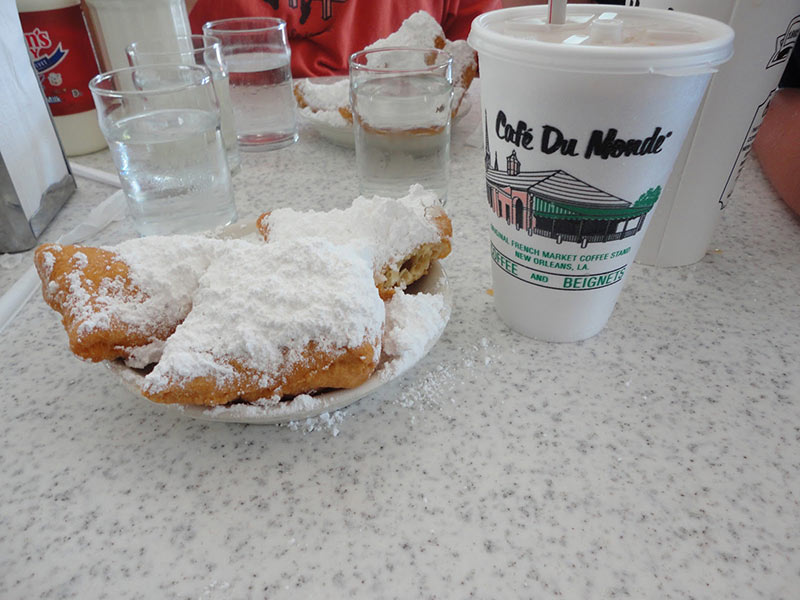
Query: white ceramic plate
108 252 451 425
297 76 473 149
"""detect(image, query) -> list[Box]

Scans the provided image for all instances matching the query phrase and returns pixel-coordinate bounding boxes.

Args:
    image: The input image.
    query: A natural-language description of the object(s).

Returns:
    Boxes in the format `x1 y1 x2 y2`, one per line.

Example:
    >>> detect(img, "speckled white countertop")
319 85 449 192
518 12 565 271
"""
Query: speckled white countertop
1 84 799 599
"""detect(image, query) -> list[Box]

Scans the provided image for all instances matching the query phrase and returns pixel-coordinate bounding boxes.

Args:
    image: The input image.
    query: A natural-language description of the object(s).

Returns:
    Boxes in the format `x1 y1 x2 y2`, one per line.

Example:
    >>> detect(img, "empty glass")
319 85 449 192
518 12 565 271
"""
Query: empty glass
126 34 241 174
203 17 298 151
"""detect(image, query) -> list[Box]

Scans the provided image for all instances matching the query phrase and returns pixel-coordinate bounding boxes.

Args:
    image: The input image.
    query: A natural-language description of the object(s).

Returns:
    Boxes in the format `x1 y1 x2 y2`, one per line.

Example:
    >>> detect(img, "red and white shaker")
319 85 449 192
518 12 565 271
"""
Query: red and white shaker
16 0 106 156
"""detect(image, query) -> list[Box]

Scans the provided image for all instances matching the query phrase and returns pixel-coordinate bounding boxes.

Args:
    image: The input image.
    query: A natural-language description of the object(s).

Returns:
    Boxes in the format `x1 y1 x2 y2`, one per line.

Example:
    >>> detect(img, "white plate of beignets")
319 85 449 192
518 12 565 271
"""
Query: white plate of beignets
111 259 450 424
293 11 478 148
37 186 452 423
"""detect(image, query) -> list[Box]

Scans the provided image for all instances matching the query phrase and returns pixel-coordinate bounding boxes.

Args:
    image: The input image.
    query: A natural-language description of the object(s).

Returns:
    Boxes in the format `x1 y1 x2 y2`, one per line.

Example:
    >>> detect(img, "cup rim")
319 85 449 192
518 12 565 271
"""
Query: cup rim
468 5 734 75
127 35 222 59
89 64 213 98
349 47 453 74
203 16 287 34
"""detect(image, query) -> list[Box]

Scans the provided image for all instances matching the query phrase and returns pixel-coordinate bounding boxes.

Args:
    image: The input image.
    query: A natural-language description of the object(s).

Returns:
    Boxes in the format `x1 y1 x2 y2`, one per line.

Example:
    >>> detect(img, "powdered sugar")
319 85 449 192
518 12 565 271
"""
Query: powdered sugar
395 363 458 411
63 268 96 330
444 39 477 108
379 290 449 378
264 184 443 285
285 411 347 436
124 339 166 369
57 235 226 344
299 105 350 128
40 251 56 278
105 235 226 341
365 10 477 108
295 78 351 128
70 252 88 269
142 238 385 396
365 11 446 51
295 77 349 111
393 338 501 424
194 284 450 424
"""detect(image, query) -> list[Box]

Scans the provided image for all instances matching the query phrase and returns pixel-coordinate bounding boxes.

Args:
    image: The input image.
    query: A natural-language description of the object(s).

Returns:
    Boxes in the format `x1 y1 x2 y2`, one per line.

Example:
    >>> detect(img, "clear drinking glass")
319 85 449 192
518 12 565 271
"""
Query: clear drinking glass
349 48 454 204
89 64 237 236
82 0 193 72
126 35 241 175
202 17 298 151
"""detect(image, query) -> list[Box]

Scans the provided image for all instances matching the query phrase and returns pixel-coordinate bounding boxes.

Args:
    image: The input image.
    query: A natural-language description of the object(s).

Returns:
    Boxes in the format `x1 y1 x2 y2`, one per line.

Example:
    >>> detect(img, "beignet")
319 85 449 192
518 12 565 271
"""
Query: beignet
256 185 452 300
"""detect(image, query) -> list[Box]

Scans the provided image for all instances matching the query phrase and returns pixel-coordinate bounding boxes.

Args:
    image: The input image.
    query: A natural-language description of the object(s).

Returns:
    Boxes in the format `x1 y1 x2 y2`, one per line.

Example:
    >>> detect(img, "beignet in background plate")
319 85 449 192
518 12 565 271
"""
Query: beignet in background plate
364 10 478 118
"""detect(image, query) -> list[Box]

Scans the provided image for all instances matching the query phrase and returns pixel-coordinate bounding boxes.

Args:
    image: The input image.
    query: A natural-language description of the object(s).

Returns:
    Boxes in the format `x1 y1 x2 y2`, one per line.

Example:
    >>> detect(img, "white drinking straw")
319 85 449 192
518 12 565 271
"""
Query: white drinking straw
548 0 567 25
69 162 122 188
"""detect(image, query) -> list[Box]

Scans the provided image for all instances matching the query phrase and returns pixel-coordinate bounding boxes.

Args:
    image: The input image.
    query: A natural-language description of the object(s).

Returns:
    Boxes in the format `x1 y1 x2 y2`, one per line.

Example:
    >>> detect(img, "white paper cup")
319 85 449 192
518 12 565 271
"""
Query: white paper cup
469 5 733 342
629 0 800 267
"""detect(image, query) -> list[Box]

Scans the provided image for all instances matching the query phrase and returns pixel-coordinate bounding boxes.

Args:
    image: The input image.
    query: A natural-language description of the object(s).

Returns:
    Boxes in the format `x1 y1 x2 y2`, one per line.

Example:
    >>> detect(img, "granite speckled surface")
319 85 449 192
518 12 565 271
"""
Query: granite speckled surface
1 84 799 599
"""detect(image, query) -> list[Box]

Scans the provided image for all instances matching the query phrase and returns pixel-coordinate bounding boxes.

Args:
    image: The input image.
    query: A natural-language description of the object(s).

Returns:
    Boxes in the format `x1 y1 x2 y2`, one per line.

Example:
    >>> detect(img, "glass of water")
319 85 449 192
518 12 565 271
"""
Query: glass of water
126 35 241 175
350 48 454 204
82 0 192 72
89 64 237 236
202 17 298 151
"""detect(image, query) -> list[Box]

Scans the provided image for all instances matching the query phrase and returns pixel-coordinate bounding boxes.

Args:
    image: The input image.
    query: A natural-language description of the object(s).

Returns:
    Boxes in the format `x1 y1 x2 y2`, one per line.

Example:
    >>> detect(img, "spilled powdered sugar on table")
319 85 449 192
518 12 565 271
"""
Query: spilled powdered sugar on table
280 336 502 436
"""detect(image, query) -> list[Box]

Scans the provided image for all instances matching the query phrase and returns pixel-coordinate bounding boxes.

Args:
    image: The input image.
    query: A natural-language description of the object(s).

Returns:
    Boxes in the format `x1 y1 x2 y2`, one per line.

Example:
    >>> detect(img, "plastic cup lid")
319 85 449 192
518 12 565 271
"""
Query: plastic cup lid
468 5 734 75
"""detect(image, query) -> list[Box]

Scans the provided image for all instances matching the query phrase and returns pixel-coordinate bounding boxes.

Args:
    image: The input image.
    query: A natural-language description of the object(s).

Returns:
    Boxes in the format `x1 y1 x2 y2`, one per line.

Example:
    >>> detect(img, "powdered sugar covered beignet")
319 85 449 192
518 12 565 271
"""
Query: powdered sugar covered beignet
256 185 452 299
34 236 225 362
365 10 447 52
364 10 477 117
141 238 385 406
293 78 353 126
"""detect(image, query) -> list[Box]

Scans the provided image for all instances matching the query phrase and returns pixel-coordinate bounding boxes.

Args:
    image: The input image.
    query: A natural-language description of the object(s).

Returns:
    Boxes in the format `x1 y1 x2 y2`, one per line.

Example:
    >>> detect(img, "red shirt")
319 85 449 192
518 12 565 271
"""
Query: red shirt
189 0 500 78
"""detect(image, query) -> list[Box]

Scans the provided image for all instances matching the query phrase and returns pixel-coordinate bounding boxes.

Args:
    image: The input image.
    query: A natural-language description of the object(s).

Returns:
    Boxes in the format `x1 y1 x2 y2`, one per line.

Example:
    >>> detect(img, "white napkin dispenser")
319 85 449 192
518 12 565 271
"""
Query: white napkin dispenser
0 4 76 253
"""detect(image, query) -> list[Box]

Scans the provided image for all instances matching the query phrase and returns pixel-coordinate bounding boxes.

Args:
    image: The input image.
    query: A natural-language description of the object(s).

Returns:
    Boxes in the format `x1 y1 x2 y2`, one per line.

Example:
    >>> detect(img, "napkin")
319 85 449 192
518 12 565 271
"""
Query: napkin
0 4 70 222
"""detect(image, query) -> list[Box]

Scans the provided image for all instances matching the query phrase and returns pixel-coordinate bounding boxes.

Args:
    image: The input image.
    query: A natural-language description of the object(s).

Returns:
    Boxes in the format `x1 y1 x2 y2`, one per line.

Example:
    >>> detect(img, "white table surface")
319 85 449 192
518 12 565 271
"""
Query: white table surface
1 84 799 599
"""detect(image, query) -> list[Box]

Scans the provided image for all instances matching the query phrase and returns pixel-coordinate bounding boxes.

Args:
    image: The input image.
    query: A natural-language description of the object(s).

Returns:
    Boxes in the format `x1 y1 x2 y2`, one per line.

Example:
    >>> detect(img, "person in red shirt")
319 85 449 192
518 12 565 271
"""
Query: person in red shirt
186 0 502 78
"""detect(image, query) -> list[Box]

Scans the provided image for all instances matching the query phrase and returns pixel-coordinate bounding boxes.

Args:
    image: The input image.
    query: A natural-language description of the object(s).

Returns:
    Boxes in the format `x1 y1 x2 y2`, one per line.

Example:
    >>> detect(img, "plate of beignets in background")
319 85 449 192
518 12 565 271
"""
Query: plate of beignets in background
294 76 355 146
294 10 478 148
35 186 452 424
